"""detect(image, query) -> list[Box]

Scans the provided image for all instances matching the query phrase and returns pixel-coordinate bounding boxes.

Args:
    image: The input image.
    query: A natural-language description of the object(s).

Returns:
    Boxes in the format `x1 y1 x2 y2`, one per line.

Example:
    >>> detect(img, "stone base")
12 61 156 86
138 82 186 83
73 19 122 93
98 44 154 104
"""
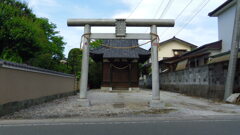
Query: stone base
128 87 132 91
101 87 112 91
132 87 140 90
149 100 164 108
77 98 91 107
128 87 140 91
101 87 110 90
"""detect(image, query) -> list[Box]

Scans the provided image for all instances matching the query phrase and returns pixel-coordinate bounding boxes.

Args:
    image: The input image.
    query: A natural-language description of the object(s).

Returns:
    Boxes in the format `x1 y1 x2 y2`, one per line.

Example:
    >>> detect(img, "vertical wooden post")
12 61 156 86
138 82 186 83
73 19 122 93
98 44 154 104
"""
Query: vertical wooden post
128 63 132 91
110 63 113 91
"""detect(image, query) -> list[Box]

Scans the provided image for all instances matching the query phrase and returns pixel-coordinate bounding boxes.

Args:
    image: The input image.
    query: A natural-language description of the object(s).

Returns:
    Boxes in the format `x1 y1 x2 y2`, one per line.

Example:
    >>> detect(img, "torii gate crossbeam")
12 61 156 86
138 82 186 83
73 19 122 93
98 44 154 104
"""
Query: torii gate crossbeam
67 19 174 108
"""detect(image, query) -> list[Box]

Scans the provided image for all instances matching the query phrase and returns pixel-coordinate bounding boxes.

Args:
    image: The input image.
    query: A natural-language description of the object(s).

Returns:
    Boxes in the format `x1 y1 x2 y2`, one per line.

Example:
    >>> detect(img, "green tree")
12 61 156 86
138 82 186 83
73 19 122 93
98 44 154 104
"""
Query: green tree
88 59 102 88
68 48 82 76
87 40 102 88
29 18 66 72
0 0 68 73
0 49 22 63
0 0 43 61
89 40 102 49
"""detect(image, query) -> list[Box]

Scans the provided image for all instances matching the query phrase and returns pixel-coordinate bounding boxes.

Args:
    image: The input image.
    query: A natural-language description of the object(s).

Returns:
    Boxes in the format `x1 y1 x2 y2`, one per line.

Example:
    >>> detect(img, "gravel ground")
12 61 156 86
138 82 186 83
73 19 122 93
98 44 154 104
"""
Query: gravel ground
1 89 240 119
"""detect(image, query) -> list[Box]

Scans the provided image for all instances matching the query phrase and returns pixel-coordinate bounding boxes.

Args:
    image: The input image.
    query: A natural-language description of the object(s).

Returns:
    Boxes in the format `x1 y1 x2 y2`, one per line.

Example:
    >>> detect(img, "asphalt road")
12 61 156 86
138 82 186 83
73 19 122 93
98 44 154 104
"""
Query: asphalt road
1 117 240 135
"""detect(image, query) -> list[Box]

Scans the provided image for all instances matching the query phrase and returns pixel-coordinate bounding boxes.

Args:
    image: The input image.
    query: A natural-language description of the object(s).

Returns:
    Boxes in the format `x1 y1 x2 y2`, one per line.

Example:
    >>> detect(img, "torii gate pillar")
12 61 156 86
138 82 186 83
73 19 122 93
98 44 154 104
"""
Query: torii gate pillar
67 19 174 107
78 24 91 106
150 25 162 108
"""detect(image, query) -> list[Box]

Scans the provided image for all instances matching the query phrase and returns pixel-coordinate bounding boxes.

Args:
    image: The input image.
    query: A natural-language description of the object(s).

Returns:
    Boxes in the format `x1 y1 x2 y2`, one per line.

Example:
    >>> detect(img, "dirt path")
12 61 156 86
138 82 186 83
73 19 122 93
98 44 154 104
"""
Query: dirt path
1 89 240 119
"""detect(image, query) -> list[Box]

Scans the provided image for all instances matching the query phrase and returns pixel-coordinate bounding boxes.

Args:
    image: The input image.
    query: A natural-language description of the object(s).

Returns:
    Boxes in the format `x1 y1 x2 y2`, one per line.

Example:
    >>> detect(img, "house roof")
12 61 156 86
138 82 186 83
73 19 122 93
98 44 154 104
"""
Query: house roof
208 48 240 64
90 39 150 63
159 36 197 48
181 40 222 57
210 48 240 58
157 40 222 64
208 0 235 17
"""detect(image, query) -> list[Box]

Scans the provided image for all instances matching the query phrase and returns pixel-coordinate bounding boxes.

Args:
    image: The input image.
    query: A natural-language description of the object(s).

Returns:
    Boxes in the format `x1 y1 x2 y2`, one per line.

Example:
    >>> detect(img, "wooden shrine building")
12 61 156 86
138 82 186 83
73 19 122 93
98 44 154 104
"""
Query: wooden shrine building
90 39 150 90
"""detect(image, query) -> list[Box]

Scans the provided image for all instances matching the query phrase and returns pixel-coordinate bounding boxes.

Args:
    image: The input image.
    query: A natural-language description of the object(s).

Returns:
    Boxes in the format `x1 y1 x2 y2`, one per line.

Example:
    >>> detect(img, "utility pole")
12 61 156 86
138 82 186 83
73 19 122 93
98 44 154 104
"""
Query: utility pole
224 0 240 100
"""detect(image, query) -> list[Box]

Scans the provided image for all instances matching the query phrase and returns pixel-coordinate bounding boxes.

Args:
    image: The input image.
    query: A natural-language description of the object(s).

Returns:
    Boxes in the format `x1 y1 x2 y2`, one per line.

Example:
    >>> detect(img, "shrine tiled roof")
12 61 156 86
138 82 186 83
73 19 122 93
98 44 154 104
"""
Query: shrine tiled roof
90 39 150 62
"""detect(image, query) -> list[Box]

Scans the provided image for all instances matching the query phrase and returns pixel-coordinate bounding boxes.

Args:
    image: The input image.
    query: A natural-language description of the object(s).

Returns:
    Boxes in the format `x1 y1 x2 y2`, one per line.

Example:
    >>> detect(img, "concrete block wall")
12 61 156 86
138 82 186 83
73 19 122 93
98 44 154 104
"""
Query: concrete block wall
159 61 240 100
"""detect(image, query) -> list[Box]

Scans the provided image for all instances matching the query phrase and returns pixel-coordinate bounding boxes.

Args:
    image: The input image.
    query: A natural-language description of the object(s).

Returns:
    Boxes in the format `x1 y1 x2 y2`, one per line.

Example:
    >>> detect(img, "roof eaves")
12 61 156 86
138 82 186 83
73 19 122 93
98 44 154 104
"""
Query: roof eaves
173 37 197 48
158 56 180 64
182 40 222 56
159 37 197 48
0 59 74 77
171 52 211 64
159 38 174 45
209 0 235 17
210 48 240 58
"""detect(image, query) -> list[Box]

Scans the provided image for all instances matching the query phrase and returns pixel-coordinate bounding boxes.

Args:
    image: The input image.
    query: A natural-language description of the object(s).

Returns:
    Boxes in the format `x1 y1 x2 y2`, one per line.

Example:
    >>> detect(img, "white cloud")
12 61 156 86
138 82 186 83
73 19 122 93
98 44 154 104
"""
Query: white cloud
24 0 227 56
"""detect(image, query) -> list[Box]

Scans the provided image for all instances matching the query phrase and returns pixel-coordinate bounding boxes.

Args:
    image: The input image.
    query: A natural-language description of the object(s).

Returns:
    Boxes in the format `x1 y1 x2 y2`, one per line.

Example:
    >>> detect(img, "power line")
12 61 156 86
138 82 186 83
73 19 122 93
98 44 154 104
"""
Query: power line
174 0 210 36
161 0 209 38
144 0 165 33
155 0 174 35
153 0 165 18
127 0 144 18
173 0 194 21
160 0 193 36
158 0 174 19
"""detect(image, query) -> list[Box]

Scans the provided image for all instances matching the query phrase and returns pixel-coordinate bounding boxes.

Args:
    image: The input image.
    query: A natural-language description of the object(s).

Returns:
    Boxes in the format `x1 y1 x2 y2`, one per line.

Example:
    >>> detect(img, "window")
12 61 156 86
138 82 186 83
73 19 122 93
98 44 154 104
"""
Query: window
172 49 187 56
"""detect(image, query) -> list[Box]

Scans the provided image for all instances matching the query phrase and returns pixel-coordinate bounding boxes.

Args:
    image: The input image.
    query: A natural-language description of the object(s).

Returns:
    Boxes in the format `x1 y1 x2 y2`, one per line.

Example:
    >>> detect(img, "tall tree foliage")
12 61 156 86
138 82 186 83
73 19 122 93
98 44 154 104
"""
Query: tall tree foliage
68 48 82 79
88 40 102 88
0 0 67 72
67 41 103 88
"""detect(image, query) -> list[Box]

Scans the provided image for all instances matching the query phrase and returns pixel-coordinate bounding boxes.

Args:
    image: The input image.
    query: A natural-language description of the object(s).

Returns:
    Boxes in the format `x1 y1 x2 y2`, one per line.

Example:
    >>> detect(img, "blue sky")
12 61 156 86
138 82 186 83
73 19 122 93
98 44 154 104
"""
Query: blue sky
24 0 226 57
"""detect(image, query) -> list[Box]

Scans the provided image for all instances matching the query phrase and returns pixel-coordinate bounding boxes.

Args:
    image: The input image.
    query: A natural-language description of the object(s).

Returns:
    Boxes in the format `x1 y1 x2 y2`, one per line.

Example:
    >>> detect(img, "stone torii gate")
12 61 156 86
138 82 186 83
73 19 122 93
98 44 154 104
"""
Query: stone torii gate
67 19 174 108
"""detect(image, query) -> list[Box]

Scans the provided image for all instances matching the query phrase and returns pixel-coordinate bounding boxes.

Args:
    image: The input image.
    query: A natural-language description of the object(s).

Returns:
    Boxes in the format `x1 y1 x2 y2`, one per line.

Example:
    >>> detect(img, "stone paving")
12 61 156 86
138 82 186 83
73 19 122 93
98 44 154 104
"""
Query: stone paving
1 89 240 119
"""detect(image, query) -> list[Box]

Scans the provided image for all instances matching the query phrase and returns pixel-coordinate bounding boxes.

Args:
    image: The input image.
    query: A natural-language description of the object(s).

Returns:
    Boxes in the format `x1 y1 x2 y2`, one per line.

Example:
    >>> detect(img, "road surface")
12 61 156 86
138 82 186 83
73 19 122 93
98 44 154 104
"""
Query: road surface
1 116 240 135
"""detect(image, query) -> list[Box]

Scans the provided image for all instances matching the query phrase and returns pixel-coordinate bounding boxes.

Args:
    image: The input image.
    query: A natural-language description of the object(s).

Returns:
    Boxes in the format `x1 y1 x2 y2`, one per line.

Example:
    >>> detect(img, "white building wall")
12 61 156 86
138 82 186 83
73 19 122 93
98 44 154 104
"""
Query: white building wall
218 5 236 52
158 41 192 61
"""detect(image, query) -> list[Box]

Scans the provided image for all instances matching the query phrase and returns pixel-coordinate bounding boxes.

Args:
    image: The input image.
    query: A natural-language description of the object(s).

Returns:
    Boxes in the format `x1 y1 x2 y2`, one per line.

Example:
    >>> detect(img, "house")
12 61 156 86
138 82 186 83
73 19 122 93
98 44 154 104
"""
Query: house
209 0 237 53
157 0 237 72
90 39 150 90
148 37 197 63
156 36 197 61
166 0 237 71
144 37 197 72
160 40 222 72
